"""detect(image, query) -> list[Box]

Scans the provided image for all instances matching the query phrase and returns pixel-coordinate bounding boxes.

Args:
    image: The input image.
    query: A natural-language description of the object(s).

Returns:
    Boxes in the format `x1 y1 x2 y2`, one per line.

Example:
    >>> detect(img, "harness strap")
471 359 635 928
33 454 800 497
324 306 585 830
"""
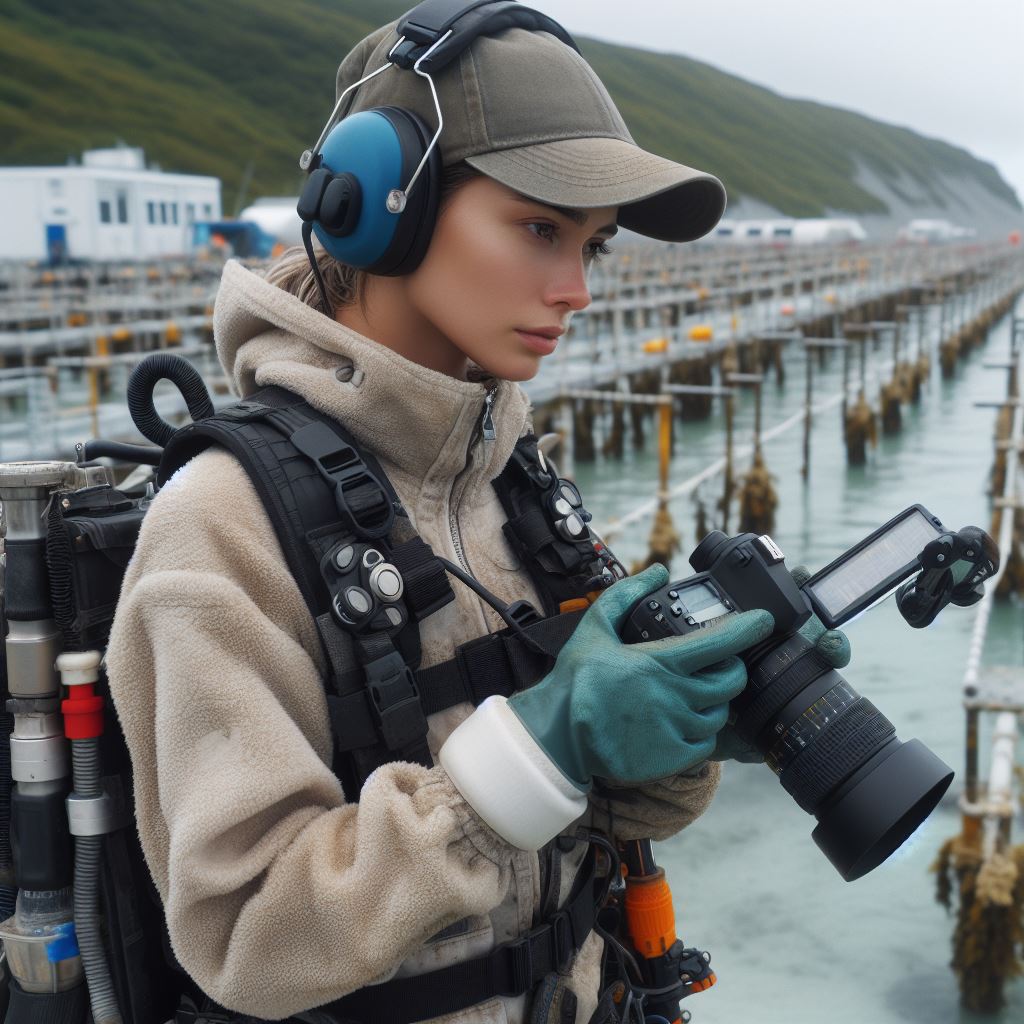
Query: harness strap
328 610 585 754
492 435 607 614
319 848 602 1024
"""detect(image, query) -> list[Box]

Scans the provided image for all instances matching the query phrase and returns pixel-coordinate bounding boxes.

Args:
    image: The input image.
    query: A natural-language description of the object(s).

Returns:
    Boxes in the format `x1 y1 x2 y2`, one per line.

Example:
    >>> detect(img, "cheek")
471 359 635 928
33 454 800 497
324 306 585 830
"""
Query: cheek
409 214 534 338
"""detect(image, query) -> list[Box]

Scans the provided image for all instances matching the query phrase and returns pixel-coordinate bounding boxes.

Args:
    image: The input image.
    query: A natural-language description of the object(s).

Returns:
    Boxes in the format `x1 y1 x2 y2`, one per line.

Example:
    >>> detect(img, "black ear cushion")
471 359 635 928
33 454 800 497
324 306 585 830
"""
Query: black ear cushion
365 106 443 277
319 173 363 237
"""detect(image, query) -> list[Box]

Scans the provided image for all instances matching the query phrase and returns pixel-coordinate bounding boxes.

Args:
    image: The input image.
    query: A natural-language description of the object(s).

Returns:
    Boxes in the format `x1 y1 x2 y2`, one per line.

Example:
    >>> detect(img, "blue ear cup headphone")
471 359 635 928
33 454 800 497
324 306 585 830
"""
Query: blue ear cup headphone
297 105 441 277
295 1 580 309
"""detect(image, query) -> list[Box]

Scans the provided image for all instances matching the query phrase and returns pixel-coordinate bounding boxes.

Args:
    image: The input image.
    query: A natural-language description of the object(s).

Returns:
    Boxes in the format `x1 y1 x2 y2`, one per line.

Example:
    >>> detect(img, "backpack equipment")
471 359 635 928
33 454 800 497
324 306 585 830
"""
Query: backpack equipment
0 352 630 1024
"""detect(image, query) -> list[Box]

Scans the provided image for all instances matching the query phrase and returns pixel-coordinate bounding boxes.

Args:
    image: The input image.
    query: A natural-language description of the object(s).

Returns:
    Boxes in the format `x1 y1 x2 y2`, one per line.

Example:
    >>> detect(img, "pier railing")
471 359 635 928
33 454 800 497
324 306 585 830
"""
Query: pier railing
929 313 1024 1014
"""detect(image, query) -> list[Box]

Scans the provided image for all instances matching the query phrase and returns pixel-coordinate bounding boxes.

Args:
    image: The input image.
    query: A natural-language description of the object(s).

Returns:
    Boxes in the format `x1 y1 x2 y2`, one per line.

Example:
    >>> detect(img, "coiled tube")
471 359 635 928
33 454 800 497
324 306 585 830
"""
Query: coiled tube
127 353 214 447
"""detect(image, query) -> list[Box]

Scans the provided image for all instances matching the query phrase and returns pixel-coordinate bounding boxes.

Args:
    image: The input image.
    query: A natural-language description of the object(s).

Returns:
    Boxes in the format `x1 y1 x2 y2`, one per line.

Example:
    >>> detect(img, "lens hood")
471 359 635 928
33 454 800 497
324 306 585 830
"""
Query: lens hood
811 738 954 881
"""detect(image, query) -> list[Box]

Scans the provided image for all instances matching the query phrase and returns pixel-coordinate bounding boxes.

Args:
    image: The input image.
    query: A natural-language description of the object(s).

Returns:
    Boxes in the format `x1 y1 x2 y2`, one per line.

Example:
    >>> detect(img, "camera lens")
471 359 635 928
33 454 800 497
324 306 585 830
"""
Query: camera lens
732 632 953 881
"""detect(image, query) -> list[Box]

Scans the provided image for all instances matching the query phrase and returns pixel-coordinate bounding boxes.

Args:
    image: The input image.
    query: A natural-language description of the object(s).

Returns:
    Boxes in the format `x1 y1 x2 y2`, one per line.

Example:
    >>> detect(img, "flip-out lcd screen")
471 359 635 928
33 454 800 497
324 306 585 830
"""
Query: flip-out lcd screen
804 507 943 627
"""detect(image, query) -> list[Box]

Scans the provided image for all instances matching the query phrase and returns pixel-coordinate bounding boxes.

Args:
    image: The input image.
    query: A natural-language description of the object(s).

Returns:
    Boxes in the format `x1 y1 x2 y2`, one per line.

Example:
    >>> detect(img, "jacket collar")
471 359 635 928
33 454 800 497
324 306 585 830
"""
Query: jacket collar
212 260 532 496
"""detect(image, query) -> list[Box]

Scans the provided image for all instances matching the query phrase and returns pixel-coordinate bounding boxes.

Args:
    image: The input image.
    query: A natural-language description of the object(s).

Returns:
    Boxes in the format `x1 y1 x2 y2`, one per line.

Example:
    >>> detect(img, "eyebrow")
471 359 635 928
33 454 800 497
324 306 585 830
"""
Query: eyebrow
513 195 618 237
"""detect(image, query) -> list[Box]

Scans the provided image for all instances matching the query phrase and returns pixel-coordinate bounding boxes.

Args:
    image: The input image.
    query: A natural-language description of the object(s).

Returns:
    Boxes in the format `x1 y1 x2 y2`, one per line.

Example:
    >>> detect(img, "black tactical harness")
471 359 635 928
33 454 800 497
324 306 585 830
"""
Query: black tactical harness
158 387 619 1022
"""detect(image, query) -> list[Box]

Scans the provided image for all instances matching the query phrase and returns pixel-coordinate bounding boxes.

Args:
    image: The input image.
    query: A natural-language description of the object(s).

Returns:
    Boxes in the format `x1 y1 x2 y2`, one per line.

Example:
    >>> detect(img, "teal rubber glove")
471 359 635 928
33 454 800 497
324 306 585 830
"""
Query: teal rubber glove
507 563 775 789
712 564 852 763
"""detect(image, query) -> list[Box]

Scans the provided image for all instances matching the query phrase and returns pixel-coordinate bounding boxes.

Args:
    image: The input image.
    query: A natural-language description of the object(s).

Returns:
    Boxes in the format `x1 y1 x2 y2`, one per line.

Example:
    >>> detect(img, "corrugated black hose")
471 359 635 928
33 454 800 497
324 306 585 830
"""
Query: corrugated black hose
126 354 215 448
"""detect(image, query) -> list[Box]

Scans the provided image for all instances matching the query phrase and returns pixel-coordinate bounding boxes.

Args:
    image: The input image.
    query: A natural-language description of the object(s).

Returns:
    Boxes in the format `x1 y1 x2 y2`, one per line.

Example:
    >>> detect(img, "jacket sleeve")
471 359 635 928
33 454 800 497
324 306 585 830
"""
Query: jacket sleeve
585 763 722 842
106 450 512 1019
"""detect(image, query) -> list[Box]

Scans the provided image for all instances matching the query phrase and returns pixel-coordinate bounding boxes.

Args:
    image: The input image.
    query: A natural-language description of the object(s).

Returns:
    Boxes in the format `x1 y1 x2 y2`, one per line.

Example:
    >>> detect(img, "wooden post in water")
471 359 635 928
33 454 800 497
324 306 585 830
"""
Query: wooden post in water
723 391 734 534
800 338 848 480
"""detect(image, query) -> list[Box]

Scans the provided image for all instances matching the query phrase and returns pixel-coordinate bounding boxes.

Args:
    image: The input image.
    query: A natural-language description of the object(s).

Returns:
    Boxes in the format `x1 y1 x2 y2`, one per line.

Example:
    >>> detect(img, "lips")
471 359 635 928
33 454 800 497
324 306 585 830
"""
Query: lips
515 329 560 355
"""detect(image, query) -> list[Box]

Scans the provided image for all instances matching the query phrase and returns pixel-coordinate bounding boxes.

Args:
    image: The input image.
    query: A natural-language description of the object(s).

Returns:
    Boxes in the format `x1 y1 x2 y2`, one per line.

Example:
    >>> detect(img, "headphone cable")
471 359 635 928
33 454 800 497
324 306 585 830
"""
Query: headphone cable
301 220 332 315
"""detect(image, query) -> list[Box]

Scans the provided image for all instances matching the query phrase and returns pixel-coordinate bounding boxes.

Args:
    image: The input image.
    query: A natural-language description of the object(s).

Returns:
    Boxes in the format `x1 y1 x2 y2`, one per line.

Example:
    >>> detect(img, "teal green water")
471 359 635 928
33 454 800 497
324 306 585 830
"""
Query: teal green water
565 302 1024 1024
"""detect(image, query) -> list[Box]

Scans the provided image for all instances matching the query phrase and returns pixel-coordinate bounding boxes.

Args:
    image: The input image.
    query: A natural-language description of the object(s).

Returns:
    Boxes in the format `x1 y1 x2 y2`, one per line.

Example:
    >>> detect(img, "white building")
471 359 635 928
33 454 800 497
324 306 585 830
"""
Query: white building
0 146 222 261
713 217 866 245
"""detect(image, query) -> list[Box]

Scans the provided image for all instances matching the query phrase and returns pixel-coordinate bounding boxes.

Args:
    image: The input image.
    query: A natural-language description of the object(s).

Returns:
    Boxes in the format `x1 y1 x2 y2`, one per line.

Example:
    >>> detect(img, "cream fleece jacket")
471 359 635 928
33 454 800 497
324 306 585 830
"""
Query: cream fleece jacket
106 260 720 1022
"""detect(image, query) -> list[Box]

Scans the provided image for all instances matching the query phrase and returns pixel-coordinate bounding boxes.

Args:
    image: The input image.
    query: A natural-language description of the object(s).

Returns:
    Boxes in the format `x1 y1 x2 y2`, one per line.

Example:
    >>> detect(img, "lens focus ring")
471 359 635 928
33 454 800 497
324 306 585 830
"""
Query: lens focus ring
776 697 896 814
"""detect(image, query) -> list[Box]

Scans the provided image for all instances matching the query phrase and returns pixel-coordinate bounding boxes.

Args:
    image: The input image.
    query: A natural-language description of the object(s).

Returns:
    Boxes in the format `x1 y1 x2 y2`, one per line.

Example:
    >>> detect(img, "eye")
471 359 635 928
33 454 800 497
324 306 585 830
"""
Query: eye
586 240 613 263
526 222 557 243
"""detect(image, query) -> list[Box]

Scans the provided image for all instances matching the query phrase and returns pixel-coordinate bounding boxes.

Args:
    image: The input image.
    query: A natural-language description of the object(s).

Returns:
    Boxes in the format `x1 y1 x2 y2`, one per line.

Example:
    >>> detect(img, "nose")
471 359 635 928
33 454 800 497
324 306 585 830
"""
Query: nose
544 253 592 313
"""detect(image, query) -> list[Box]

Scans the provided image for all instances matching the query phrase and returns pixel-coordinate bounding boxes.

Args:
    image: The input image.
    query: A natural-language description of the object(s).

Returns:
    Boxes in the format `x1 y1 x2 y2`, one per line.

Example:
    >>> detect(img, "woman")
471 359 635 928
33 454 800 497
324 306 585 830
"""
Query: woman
107 7 841 1023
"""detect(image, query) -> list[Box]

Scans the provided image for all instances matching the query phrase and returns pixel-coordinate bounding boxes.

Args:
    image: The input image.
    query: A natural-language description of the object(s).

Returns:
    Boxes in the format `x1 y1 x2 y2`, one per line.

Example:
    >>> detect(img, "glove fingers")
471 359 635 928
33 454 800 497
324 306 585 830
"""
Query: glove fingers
645 608 774 670
586 563 669 631
815 628 852 668
645 654 748 712
673 700 731 742
790 564 811 587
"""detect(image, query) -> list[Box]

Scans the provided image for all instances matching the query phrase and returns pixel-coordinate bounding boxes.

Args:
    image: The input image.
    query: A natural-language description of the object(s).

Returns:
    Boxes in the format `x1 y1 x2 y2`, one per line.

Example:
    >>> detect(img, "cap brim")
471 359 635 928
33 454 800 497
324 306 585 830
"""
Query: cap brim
465 137 727 243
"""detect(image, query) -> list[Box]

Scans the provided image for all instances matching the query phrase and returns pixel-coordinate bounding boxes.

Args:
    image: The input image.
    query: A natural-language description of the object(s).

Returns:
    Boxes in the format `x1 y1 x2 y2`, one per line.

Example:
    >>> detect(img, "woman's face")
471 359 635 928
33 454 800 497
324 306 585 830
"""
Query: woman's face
350 176 617 380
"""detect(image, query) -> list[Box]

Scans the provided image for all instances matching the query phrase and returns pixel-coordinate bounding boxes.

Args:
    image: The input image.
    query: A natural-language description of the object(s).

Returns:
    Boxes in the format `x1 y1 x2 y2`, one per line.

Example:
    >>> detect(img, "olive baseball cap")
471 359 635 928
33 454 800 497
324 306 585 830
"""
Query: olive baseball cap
335 22 727 242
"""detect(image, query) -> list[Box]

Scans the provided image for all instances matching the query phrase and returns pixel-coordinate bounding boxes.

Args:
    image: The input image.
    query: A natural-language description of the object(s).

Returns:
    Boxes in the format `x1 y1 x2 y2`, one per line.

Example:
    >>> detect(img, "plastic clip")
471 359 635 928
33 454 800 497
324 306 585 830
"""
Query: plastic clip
364 650 428 750
291 421 394 539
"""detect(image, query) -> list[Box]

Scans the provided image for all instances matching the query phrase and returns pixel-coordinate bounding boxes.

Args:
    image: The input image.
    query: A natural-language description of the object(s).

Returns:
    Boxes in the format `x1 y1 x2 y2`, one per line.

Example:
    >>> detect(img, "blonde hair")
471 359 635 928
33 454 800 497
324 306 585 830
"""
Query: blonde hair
264 162 483 314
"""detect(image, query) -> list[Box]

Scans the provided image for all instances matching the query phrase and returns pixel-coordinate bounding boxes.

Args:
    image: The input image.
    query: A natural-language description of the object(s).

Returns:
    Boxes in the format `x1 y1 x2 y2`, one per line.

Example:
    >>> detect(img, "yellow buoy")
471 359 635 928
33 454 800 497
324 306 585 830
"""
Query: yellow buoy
643 336 669 354
688 324 713 342
111 326 132 343
164 322 182 345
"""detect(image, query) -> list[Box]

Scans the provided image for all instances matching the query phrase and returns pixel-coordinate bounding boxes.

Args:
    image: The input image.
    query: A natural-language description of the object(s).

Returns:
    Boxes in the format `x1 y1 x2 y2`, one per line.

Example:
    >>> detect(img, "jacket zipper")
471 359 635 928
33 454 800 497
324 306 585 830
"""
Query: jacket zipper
448 385 498 576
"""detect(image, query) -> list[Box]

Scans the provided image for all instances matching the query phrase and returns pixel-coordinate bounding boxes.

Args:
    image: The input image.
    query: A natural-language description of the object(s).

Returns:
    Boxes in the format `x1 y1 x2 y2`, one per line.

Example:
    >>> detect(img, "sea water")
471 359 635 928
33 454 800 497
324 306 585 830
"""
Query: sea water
564 300 1024 1024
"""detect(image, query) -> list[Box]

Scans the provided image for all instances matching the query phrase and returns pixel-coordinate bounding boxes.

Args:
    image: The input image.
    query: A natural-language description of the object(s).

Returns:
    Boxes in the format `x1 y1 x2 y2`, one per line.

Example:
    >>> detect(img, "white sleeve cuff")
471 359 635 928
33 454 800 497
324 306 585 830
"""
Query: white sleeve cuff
439 695 588 851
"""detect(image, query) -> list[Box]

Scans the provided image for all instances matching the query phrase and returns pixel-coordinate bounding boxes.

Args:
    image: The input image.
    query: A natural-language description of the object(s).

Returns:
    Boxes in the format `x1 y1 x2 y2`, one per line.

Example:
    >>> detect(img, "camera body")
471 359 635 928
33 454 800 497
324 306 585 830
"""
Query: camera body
617 506 969 882
620 531 811 645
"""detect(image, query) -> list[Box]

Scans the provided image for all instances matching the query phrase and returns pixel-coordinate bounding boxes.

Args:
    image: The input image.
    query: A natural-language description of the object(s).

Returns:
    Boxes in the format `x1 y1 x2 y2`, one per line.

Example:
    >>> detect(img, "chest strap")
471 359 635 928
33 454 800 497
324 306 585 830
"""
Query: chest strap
318 847 602 1024
327 609 585 758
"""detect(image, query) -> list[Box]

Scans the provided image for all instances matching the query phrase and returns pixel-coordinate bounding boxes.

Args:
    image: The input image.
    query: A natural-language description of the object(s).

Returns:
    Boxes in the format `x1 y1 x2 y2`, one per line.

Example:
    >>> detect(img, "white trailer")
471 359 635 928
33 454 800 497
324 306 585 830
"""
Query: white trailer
0 147 221 262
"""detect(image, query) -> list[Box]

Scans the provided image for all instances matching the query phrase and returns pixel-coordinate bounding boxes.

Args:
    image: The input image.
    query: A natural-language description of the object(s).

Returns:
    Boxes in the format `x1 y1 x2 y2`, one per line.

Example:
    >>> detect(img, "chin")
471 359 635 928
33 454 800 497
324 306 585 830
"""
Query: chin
469 352 543 383
489 361 542 383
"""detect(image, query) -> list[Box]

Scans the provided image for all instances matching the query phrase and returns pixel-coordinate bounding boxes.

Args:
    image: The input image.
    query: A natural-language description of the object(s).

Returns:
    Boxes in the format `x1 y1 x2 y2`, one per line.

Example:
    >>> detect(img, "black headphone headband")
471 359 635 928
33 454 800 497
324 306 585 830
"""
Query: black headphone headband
393 0 580 73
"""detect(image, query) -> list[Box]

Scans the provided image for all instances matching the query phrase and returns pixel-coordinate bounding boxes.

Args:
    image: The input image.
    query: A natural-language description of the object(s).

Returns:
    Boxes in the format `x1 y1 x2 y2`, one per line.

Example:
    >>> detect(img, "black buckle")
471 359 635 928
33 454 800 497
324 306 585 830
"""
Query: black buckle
365 650 428 750
505 910 575 994
507 599 542 627
290 421 394 539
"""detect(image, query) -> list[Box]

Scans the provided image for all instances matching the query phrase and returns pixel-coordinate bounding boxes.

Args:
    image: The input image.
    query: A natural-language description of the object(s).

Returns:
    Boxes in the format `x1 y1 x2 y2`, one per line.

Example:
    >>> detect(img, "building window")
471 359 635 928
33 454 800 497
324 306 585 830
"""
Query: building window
203 203 213 218
160 202 167 224
170 203 178 225
99 199 112 224
48 179 63 197
186 203 195 223
147 201 155 224
116 191 129 224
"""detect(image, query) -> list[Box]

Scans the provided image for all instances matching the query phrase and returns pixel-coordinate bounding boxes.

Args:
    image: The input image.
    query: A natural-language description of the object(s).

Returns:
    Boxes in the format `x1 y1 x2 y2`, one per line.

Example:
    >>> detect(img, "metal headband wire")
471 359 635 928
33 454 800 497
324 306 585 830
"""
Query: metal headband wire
299 51 398 172
299 29 453 215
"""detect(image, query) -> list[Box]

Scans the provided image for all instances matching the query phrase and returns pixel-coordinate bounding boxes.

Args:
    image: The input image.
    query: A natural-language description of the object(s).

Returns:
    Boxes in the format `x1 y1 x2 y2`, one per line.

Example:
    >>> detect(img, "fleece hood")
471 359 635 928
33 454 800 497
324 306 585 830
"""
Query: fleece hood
212 260 533 496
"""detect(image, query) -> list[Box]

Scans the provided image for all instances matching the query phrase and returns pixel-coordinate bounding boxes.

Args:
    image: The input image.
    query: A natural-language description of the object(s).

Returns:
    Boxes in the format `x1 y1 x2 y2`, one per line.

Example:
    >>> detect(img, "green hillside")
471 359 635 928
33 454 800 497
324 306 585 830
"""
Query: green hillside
1 0 1018 217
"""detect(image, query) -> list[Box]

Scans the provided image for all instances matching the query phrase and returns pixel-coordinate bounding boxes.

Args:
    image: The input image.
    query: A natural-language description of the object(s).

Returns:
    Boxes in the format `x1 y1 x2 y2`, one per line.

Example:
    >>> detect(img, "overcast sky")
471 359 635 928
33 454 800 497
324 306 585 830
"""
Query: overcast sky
538 0 1024 204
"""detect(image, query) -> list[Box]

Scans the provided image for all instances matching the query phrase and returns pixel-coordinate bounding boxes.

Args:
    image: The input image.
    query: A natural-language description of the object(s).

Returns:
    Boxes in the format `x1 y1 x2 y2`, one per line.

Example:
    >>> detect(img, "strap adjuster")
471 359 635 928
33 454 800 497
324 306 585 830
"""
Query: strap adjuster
506 909 575 994
290 421 394 539
364 651 428 750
